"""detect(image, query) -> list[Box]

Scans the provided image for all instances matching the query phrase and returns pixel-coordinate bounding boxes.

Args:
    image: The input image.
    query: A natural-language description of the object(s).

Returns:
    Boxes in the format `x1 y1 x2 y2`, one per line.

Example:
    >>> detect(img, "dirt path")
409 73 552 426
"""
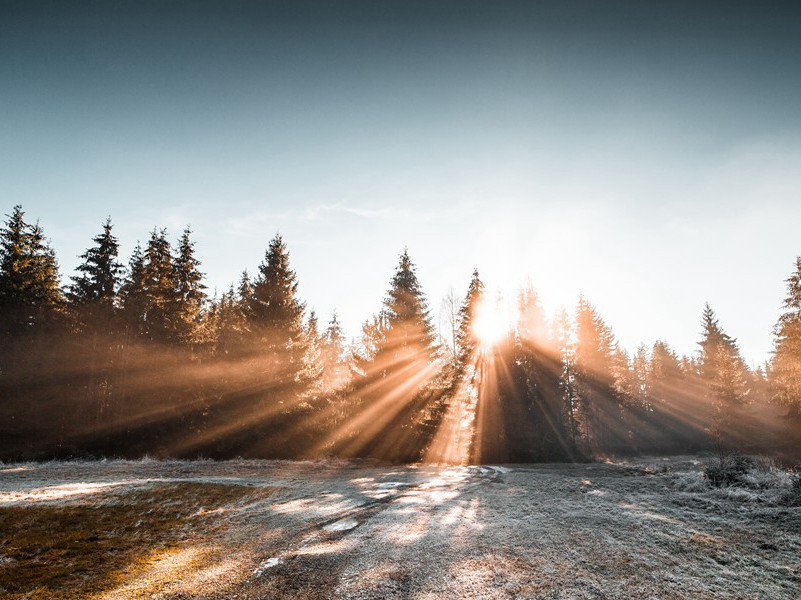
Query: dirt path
1 458 800 598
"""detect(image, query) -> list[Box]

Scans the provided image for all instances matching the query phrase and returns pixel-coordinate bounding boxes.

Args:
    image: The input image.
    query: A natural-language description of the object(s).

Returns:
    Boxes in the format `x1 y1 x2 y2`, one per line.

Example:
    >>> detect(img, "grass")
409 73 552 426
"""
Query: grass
0 482 264 599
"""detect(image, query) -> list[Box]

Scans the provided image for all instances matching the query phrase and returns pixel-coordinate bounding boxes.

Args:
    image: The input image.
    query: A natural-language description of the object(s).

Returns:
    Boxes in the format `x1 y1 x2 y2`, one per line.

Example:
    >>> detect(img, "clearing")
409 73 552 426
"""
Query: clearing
0 456 799 599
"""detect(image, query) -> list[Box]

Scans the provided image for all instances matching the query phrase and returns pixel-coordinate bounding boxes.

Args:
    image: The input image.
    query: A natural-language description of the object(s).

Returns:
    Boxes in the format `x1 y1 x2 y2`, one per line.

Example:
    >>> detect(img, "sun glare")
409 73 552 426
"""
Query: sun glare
473 300 508 348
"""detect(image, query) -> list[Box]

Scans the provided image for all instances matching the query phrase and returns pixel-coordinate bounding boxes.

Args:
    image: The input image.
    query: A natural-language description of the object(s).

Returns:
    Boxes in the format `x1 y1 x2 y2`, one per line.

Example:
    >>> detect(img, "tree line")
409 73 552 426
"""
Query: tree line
1 204 799 462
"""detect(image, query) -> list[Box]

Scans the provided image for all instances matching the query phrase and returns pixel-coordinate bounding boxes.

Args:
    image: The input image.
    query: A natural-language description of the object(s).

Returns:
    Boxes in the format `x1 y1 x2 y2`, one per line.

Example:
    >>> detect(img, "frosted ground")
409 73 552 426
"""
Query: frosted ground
0 456 799 599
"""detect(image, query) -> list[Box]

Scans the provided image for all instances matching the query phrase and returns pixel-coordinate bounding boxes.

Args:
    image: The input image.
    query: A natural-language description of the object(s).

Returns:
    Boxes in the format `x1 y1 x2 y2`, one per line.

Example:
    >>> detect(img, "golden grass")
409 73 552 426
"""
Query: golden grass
0 482 268 600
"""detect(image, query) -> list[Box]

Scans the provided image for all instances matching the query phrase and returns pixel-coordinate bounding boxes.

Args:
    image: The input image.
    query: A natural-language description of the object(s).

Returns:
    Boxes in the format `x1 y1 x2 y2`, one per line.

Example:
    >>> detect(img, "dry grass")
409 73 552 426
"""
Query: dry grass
0 482 265 599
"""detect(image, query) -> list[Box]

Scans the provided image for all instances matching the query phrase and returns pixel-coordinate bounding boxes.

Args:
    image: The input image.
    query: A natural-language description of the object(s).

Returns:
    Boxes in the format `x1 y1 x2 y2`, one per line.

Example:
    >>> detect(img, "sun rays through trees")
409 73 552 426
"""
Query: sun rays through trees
1 204 800 463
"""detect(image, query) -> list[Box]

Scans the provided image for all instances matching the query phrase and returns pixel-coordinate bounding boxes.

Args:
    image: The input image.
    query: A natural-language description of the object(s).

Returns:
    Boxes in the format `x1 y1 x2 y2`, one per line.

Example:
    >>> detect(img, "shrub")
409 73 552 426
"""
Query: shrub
704 454 754 487
783 475 801 506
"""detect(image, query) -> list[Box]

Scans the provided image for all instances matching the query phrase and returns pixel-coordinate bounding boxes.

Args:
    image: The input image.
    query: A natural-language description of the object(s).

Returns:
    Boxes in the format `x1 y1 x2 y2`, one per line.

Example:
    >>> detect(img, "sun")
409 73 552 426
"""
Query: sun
473 299 508 348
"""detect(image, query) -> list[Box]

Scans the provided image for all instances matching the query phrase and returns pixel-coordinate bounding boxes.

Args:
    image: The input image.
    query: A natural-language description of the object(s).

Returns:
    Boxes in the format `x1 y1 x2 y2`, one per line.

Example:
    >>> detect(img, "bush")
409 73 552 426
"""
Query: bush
783 475 801 506
704 454 754 487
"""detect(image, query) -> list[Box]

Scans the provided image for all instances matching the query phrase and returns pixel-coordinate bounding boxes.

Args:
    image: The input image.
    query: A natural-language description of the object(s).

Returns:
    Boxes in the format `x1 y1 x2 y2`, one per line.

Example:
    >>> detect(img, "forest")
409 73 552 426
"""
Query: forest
1 204 800 463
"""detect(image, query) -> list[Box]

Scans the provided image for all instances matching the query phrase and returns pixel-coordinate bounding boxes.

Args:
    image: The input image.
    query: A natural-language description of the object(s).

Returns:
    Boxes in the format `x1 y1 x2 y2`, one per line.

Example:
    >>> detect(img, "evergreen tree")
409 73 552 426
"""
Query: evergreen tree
382 249 436 358
246 234 308 379
573 296 624 453
698 303 749 446
0 205 62 337
631 344 650 409
173 227 207 345
319 311 351 391
517 282 547 346
120 242 148 336
552 308 580 449
67 218 123 330
303 310 324 386
141 229 179 343
455 269 485 371
771 257 801 419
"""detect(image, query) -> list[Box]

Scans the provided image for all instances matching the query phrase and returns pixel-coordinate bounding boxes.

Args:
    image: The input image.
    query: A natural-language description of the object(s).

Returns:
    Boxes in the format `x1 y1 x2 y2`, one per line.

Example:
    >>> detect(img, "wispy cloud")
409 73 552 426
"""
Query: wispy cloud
302 202 437 221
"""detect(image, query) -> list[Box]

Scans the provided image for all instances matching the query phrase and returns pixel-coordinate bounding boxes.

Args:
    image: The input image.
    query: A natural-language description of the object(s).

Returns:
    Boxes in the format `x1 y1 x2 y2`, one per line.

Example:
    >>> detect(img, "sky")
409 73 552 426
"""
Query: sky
2 0 801 365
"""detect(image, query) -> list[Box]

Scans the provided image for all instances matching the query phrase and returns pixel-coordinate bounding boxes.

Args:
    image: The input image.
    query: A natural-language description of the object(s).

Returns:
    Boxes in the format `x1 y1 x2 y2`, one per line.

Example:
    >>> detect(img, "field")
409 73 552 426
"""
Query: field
1 457 800 599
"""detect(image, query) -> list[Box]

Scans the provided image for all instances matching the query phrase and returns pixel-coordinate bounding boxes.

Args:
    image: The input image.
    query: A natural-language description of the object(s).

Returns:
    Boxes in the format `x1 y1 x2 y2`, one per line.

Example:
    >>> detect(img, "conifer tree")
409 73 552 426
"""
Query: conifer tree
246 234 308 379
517 282 547 346
0 205 62 337
455 269 485 371
631 344 650 409
319 311 351 391
141 229 179 343
303 310 324 385
573 296 623 453
553 308 580 449
698 303 749 446
67 218 123 331
173 227 207 345
120 242 148 336
772 257 801 419
383 249 436 356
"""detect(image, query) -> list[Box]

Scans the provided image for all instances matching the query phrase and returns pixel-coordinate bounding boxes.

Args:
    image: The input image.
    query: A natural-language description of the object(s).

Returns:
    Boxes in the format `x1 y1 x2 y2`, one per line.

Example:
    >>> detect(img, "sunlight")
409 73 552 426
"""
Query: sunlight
473 299 508 349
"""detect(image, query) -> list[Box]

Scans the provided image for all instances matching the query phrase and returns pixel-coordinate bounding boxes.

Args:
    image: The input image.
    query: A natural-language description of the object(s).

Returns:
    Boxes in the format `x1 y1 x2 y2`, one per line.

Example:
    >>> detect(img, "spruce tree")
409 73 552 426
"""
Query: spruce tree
455 269 485 370
246 234 308 378
303 310 324 385
68 218 123 331
517 282 547 346
173 227 207 345
0 205 62 337
382 249 436 356
141 229 179 343
772 257 801 419
698 303 749 446
573 296 623 453
553 308 580 449
120 242 148 337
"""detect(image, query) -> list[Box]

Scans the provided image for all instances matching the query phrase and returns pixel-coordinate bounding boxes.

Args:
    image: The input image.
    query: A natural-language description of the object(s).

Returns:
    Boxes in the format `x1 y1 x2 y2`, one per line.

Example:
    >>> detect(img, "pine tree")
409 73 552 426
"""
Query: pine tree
319 311 351 391
382 249 436 356
573 296 624 453
631 344 650 409
698 303 749 446
552 308 580 449
68 218 123 331
517 282 547 346
141 229 179 343
303 310 324 386
246 234 308 379
771 257 801 419
120 242 148 336
0 205 62 337
455 269 485 370
173 227 207 345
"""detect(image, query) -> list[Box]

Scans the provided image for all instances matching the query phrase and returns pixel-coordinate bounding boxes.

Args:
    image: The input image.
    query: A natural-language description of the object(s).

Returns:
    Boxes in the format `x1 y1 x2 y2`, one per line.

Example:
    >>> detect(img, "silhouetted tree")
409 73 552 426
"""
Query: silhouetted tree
141 229 180 343
173 227 207 345
699 303 749 448
455 269 485 372
0 205 62 339
772 257 801 421
573 296 626 454
67 218 122 332
119 242 148 337
246 234 308 382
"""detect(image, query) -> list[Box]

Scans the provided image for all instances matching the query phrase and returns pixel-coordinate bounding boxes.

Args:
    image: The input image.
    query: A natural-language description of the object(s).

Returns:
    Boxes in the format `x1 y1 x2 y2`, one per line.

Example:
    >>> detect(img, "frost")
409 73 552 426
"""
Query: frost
323 517 359 532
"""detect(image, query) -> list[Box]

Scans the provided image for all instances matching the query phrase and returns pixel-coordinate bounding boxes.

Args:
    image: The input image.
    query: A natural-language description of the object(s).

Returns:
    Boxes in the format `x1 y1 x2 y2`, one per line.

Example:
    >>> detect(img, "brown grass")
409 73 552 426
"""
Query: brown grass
0 482 268 600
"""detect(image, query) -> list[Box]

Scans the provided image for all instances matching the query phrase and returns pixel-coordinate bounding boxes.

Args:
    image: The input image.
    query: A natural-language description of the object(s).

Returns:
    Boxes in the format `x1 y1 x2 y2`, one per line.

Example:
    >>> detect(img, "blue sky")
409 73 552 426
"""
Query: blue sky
2 1 801 364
